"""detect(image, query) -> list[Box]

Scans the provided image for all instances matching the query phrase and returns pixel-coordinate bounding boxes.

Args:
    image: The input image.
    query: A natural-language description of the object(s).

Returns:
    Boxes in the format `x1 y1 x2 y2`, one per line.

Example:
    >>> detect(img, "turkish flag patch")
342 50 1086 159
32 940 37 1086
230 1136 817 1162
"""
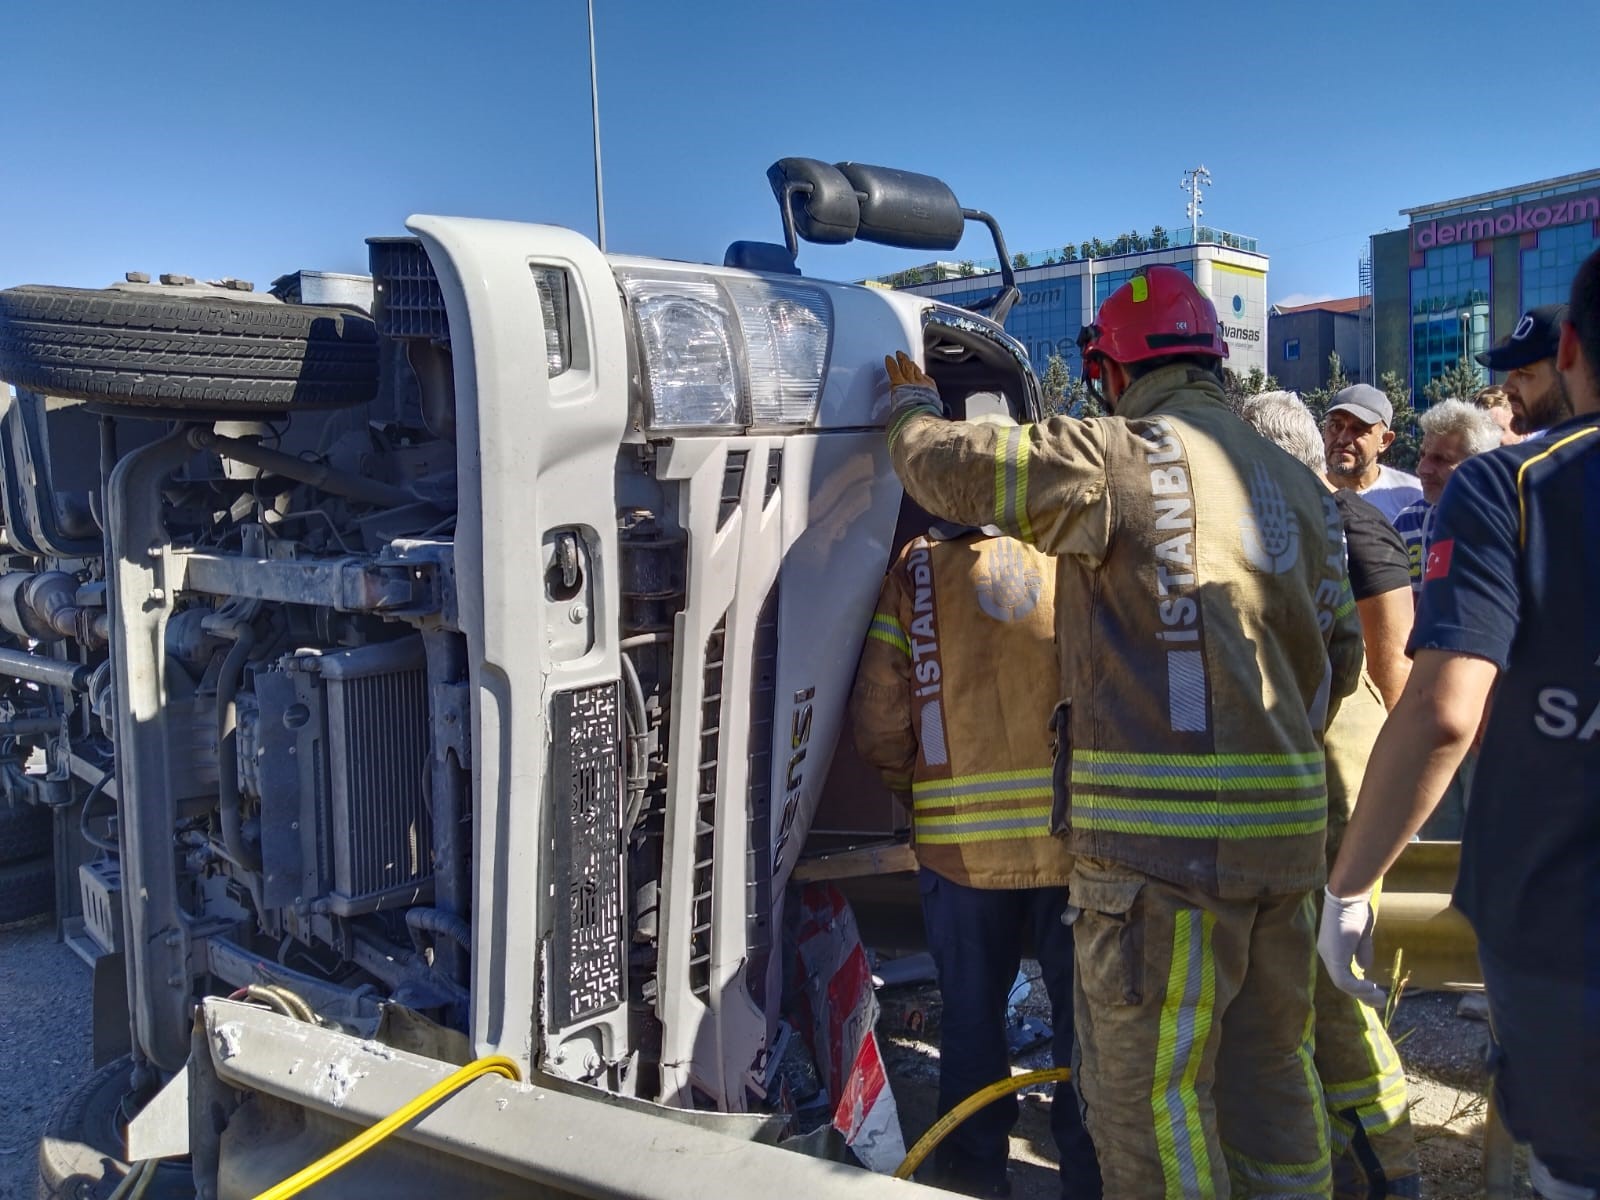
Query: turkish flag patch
1423 538 1455 582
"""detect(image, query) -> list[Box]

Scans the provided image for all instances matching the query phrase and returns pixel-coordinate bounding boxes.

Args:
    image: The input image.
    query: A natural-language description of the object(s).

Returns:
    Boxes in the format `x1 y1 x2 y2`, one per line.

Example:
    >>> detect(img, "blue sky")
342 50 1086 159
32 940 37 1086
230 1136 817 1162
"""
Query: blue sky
3 0 1597 306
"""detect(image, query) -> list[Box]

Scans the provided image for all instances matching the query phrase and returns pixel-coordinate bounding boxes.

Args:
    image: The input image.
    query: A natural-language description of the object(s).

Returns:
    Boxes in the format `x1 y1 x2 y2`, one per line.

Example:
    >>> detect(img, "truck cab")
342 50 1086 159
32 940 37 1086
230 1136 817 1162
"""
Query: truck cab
0 159 1044 1196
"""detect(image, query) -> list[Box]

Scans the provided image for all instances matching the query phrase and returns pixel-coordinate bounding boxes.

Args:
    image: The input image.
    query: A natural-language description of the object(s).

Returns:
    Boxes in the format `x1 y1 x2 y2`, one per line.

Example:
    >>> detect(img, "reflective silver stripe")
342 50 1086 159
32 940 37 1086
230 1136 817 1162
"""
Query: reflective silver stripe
913 771 1053 801
1168 649 1208 733
1000 427 1022 534
1075 760 1324 783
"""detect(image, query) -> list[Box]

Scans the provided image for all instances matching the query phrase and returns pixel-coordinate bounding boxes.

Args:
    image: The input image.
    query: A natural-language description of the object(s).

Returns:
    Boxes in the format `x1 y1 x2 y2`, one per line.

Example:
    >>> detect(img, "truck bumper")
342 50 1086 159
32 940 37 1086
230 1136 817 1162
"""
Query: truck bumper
187 999 926 1199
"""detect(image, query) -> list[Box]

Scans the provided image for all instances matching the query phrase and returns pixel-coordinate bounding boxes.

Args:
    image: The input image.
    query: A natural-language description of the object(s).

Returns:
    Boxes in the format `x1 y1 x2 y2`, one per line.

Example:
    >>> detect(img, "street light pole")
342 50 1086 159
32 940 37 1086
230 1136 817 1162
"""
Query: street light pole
587 0 607 252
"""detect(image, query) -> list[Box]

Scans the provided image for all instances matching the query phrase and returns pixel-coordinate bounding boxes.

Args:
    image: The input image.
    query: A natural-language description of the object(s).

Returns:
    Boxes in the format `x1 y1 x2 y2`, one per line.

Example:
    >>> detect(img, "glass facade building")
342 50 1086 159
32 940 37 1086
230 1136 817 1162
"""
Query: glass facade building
899 248 1260 384
1371 169 1600 401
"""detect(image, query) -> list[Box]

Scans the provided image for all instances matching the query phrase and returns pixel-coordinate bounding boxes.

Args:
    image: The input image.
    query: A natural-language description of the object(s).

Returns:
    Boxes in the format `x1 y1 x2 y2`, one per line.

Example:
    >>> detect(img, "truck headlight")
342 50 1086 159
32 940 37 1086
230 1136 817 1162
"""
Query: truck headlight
621 271 832 431
623 275 742 427
725 279 831 425
532 267 572 378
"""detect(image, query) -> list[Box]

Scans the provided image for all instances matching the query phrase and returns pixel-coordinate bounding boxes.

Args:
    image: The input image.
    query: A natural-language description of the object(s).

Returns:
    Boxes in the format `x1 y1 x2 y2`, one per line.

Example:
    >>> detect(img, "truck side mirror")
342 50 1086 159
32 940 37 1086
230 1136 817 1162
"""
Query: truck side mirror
835 162 965 252
766 158 860 255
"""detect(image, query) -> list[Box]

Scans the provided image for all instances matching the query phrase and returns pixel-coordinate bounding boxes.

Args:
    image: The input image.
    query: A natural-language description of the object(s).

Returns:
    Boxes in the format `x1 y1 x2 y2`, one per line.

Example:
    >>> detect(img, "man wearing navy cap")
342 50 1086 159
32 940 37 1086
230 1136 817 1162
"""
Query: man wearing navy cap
1476 303 1573 438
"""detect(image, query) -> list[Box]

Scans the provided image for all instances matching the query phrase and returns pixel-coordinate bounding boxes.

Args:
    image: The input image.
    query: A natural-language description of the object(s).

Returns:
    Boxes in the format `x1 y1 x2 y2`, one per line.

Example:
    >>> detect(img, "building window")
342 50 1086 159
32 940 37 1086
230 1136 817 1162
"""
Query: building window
1409 243 1490 397
1520 221 1600 311
1283 339 1301 362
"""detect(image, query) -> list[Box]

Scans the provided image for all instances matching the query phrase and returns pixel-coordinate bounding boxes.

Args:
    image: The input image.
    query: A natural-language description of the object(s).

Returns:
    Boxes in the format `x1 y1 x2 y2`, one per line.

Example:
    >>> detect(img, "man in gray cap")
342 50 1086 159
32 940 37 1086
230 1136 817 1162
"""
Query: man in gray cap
1322 383 1423 525
1475 303 1572 439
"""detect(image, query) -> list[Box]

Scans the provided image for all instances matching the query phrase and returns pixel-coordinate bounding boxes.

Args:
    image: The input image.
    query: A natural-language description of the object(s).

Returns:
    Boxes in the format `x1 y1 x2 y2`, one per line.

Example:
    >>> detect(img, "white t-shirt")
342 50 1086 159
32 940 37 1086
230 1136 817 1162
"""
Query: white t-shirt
1353 465 1423 526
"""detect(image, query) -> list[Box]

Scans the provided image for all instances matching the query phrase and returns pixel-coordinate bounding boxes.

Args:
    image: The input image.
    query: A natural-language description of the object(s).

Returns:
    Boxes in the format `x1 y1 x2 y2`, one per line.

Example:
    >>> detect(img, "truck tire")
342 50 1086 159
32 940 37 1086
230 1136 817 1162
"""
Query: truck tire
0 799 52 864
0 285 379 413
36 1056 194 1200
0 854 52 925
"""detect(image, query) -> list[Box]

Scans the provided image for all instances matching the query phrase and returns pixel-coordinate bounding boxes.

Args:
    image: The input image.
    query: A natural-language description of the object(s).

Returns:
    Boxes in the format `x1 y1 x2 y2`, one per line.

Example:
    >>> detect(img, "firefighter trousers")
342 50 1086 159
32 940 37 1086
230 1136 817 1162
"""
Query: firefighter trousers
1067 857 1331 1198
1313 892 1420 1198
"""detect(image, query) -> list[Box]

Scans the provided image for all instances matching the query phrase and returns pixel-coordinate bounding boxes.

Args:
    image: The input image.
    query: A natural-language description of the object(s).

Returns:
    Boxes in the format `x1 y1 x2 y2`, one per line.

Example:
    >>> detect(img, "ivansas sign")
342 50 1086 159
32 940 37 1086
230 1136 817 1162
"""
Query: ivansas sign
1412 188 1600 251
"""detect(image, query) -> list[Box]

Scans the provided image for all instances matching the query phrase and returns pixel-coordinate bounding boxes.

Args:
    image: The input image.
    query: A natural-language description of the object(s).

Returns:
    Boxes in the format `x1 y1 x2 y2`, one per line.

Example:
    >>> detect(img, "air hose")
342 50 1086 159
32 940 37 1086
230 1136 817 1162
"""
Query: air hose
894 1066 1075 1180
250 1055 521 1200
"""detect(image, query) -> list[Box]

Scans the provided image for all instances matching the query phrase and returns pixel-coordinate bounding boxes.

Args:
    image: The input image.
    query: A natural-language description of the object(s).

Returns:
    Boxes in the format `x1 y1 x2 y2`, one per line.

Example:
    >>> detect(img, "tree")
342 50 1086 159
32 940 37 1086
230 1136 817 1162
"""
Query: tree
1061 245 1077 262
1222 366 1279 412
1423 355 1484 406
1149 225 1169 250
1012 252 1031 270
1300 351 1353 422
1128 230 1148 253
1111 234 1131 255
1044 254 1058 266
1091 238 1111 258
1080 241 1094 260
1381 370 1422 474
957 261 976 278
1041 354 1072 415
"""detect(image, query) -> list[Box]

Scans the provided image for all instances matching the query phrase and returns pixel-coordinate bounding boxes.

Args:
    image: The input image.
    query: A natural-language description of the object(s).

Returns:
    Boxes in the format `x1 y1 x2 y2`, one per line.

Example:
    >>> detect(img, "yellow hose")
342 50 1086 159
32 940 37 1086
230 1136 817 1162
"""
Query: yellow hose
251 1054 522 1200
894 1066 1074 1180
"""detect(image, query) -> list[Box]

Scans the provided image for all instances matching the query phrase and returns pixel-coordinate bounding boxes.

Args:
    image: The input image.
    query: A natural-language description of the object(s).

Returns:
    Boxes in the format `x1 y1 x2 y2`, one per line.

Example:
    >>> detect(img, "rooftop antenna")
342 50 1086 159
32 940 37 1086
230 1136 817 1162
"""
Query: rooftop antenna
1181 165 1212 242
587 0 607 251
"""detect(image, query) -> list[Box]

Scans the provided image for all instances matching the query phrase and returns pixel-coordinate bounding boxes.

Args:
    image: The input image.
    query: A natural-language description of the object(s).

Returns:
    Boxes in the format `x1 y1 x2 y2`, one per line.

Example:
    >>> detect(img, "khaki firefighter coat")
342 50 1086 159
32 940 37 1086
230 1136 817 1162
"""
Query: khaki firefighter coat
888 364 1365 898
850 530 1073 890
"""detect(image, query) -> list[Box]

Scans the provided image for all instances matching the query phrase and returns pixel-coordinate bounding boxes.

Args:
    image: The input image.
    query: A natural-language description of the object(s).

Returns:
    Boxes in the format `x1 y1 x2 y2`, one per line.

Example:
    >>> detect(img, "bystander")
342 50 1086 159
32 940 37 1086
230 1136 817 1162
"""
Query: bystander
1322 384 1422 524
1321 247 1600 1199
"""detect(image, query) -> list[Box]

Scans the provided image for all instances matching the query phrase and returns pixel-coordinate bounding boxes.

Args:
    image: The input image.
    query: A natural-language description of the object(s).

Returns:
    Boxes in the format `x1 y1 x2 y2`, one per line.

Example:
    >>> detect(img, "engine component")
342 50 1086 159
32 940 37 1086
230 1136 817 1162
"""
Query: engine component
618 509 683 635
252 637 433 916
0 570 108 646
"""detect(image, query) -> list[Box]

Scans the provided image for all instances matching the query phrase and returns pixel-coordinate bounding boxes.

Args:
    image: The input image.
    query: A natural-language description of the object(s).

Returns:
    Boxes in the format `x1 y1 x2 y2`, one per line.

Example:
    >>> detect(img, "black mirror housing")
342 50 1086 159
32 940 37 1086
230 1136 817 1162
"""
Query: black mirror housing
835 162 965 251
767 158 860 247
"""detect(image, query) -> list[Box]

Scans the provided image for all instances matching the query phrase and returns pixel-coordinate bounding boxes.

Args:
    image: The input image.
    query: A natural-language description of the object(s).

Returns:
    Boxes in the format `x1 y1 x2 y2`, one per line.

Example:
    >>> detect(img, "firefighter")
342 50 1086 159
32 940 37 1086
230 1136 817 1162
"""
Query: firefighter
851 412 1101 1199
881 265 1364 1198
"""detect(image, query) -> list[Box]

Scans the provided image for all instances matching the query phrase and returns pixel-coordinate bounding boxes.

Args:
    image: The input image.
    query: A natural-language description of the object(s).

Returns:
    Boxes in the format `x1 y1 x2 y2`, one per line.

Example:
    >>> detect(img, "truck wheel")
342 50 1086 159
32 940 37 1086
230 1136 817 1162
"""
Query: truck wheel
0 800 52 864
0 285 379 413
0 854 52 926
36 1056 194 1200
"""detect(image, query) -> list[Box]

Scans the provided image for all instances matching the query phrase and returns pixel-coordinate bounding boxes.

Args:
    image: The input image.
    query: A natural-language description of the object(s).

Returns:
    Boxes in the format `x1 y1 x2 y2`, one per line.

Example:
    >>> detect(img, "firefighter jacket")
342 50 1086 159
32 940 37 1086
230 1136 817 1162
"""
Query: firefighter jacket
888 363 1365 898
849 529 1073 890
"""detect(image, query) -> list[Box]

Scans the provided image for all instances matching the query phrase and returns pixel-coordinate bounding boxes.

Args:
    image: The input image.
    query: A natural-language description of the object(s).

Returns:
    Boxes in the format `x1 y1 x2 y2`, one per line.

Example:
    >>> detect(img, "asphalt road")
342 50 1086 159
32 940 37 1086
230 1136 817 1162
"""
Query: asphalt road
0 915 92 1200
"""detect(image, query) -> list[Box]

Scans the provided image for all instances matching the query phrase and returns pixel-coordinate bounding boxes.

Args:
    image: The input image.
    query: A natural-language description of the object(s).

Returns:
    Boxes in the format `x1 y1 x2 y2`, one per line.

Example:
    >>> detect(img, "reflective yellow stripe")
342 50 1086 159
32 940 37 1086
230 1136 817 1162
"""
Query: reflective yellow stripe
1153 908 1216 1197
992 427 1036 543
914 805 1054 844
1323 1001 1411 1136
1516 425 1598 546
867 613 910 656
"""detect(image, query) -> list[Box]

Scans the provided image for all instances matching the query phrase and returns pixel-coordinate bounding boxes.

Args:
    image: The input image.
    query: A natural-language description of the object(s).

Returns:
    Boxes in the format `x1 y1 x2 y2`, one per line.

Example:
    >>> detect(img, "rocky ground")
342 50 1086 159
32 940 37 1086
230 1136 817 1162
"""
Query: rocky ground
876 963 1537 1198
0 919 1536 1199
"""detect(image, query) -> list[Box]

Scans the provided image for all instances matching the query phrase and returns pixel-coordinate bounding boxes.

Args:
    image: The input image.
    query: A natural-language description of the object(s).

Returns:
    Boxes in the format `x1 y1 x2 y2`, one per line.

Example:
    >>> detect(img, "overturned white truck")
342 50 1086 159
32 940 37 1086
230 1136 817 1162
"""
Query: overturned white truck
0 160 1054 1197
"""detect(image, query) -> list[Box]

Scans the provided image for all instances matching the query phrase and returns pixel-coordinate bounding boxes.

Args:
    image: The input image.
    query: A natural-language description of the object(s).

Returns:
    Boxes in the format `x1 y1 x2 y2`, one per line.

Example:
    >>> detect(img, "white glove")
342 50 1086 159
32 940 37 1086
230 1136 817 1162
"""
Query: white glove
1318 887 1386 1008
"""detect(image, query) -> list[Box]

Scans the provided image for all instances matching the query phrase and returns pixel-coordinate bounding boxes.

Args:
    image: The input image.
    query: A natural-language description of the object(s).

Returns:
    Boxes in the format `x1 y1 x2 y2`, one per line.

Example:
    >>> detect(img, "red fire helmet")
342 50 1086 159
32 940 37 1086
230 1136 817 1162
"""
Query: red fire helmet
1077 266 1229 372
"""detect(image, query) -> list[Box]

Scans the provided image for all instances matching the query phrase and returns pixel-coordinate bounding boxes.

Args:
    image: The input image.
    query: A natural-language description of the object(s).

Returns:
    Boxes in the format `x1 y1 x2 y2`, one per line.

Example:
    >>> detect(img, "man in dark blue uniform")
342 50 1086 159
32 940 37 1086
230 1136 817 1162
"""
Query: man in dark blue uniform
1319 245 1600 1198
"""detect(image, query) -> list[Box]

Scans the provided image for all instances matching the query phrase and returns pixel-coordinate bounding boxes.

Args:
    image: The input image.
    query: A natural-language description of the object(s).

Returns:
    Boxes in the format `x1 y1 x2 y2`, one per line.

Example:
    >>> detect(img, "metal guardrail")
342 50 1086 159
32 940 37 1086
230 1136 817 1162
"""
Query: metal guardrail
801 838 1480 990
